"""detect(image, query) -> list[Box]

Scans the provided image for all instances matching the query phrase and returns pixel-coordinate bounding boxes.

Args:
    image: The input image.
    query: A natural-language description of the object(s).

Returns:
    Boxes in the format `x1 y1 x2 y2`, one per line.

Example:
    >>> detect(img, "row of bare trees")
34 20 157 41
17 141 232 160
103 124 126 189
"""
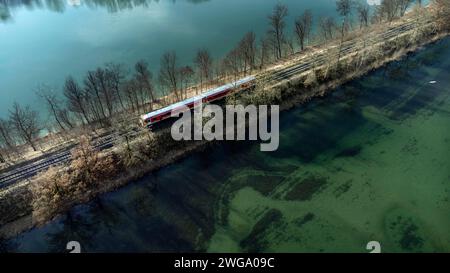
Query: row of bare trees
374 0 417 22
0 51 206 160
0 0 427 163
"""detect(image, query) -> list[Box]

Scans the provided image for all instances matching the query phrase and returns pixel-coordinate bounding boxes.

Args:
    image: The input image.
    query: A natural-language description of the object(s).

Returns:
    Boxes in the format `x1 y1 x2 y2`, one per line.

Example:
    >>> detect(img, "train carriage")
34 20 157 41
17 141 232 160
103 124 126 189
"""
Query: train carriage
140 76 256 129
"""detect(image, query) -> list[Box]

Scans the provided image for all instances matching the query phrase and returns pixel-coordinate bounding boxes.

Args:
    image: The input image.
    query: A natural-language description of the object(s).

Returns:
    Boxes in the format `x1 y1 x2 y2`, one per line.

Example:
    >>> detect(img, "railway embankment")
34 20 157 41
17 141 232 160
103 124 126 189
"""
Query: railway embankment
1 8 448 239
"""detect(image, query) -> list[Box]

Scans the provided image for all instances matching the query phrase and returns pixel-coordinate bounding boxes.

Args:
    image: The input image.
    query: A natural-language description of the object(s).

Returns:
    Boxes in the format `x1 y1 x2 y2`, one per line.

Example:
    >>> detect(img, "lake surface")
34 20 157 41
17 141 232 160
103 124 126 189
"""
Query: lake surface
0 0 371 119
2 36 449 253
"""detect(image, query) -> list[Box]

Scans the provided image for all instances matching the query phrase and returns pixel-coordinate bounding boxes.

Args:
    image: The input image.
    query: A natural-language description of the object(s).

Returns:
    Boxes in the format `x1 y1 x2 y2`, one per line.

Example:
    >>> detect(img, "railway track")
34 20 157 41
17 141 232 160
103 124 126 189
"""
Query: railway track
270 20 422 81
0 131 134 189
0 19 428 190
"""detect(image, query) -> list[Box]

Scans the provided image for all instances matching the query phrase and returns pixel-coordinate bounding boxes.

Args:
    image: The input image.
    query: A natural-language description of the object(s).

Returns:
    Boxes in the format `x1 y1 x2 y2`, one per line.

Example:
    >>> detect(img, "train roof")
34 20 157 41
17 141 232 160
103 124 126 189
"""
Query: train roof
140 75 255 121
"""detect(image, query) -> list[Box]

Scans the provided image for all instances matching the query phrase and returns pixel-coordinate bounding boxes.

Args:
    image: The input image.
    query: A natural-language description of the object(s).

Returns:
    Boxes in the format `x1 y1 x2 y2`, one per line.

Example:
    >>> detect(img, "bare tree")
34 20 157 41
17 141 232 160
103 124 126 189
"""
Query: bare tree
294 10 313 50
398 0 414 17
9 102 41 151
95 68 115 117
319 16 337 40
375 0 414 22
82 66 119 122
0 118 16 160
86 92 102 123
336 0 353 36
0 118 15 150
36 84 72 132
194 49 213 92
136 78 149 113
238 32 257 74
57 108 74 130
223 48 241 83
285 37 296 55
134 60 155 111
259 35 272 69
378 0 400 22
123 79 140 113
179 66 195 99
232 43 245 75
0 149 5 163
159 51 180 101
357 3 370 29
106 63 126 111
84 70 108 121
64 77 90 125
336 0 353 64
268 4 288 59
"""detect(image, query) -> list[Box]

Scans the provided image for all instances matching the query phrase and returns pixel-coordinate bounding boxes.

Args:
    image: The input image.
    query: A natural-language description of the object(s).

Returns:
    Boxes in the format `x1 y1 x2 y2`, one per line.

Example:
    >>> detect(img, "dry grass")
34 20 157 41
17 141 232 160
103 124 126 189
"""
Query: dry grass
29 128 196 224
30 136 119 224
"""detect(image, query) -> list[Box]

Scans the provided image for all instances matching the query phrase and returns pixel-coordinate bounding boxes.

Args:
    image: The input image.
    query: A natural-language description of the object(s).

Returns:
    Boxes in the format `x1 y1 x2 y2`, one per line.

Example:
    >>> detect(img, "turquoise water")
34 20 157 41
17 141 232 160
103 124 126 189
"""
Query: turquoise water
0 0 369 119
2 36 449 253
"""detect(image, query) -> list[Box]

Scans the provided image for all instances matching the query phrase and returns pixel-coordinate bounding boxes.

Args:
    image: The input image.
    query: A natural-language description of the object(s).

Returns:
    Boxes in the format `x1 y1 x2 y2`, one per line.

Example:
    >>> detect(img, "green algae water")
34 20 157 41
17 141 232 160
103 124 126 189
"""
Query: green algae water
2 37 450 253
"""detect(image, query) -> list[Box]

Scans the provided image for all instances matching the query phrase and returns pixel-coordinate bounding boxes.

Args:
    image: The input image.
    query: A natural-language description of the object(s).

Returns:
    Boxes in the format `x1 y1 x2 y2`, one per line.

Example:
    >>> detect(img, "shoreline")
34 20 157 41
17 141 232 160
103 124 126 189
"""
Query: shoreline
1 20 448 240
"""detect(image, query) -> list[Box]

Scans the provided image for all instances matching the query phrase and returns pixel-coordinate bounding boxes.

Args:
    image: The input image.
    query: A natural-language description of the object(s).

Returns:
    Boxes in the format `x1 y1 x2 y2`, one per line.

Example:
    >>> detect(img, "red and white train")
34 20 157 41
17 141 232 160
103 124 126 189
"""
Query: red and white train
140 75 256 128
